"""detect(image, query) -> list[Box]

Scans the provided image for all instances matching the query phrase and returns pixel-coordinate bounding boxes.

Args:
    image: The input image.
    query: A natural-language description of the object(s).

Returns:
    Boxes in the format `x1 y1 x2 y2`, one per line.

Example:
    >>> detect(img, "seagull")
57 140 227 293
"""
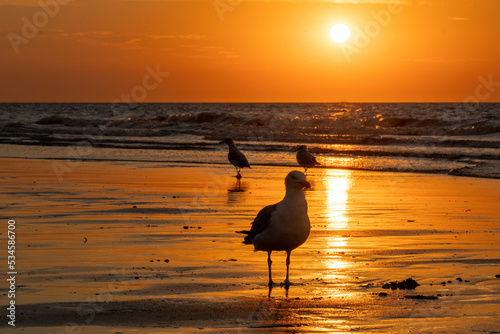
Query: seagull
295 145 320 173
237 171 311 286
219 138 251 178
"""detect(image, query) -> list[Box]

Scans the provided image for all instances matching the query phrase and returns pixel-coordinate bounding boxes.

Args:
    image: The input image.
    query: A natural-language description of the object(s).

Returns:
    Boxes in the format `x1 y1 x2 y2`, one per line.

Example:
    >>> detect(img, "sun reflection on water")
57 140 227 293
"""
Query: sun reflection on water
324 169 352 230
324 236 351 279
329 236 348 250
316 169 355 280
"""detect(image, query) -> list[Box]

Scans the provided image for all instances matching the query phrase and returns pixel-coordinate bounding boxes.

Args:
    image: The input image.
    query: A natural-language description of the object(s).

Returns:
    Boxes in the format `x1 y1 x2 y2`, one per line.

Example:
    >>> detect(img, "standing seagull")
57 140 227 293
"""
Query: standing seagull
237 171 311 286
295 145 320 173
220 138 251 179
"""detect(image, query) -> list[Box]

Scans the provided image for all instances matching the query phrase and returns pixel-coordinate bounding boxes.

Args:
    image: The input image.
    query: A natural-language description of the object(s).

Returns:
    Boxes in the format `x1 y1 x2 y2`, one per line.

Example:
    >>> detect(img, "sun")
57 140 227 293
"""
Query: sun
330 24 351 43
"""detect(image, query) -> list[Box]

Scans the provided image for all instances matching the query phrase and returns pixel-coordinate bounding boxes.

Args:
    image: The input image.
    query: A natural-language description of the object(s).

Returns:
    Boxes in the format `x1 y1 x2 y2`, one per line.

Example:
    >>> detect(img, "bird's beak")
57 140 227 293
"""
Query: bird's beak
294 146 300 152
218 140 224 144
301 181 311 189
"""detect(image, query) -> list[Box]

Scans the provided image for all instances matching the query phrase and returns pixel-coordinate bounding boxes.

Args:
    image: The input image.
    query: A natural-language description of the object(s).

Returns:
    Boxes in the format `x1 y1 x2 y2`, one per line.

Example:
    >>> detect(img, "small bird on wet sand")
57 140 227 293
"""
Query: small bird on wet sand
237 171 311 286
295 145 320 173
219 138 251 178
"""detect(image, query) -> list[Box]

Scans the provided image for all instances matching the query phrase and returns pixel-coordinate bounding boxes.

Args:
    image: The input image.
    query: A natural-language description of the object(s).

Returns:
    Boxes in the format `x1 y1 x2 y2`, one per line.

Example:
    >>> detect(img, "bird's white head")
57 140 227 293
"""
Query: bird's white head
285 170 311 190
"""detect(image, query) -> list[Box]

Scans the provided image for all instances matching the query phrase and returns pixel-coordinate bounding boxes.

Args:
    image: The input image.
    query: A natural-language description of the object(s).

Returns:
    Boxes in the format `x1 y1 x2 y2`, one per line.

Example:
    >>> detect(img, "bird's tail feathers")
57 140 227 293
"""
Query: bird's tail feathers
236 230 253 245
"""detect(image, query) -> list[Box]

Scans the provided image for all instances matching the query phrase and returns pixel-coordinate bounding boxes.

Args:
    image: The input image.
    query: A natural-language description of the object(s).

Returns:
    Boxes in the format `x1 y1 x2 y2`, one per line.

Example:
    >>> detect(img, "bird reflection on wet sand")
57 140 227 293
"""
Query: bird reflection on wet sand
267 281 291 298
228 178 246 193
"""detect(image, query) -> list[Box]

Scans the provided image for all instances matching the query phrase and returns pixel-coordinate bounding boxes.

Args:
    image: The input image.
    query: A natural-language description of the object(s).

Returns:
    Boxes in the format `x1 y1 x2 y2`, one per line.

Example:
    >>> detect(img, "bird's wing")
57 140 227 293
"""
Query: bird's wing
248 203 278 239
228 149 250 168
298 151 318 165
310 153 319 165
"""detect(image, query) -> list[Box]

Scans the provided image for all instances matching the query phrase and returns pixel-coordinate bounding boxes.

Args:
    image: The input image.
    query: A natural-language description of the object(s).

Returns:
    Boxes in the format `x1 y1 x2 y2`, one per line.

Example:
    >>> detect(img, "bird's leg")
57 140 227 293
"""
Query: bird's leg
267 251 274 286
235 167 242 179
284 250 292 286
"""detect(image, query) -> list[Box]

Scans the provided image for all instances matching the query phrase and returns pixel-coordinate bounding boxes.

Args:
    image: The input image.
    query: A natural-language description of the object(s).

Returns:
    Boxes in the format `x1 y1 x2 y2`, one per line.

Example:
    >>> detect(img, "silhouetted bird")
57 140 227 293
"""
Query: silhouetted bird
295 145 319 172
237 171 311 286
219 138 251 178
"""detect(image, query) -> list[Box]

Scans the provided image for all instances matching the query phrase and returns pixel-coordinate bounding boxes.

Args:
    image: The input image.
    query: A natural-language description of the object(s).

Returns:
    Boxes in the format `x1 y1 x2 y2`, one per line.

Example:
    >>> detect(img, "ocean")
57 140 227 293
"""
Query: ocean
0 103 499 179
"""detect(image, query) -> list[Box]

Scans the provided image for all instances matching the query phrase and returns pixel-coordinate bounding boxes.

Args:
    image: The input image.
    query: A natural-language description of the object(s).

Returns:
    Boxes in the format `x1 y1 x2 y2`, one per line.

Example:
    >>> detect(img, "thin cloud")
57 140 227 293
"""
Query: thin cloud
0 30 207 51
405 57 485 63
61 31 206 48
0 0 43 6
111 0 412 3
27 30 233 58
0 0 77 6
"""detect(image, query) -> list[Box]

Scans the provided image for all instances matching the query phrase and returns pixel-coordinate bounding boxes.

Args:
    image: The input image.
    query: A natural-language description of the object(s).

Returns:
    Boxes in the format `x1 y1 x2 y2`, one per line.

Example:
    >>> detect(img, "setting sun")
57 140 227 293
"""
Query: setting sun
0 0 499 102
330 23 351 43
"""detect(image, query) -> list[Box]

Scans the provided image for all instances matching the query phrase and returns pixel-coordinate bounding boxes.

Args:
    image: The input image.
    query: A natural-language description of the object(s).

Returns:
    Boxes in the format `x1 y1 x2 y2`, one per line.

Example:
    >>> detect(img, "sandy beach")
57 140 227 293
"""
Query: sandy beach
2 0 500 330
1 157 500 333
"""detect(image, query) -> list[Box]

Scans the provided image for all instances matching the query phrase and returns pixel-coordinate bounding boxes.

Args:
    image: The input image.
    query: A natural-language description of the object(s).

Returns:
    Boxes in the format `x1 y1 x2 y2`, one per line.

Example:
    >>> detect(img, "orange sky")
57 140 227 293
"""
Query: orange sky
0 0 499 102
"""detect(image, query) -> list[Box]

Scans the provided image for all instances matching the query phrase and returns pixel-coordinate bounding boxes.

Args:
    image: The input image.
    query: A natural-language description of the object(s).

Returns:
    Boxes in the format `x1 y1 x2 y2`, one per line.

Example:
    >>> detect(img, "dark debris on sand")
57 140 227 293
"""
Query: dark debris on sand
382 278 420 290
405 295 438 300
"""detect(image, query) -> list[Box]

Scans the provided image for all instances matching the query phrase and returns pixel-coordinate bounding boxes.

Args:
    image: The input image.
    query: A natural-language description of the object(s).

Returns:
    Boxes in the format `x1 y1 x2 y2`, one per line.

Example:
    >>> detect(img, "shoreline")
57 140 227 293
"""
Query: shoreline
1 157 499 332
1 144 499 180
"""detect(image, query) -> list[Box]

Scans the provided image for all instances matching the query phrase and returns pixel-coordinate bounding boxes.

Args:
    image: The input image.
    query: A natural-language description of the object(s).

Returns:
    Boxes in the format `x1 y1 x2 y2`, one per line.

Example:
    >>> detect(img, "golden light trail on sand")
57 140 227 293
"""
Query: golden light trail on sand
325 169 352 229
322 169 354 274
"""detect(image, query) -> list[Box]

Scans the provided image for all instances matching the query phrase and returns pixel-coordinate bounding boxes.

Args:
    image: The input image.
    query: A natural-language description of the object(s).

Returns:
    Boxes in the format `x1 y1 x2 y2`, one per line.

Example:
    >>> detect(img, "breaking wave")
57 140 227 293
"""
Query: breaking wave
0 103 499 179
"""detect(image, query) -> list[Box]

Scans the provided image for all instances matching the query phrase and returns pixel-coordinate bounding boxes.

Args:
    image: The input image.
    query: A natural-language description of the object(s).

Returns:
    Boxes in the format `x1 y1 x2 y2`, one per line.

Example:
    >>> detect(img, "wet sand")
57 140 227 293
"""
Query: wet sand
1 157 500 333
